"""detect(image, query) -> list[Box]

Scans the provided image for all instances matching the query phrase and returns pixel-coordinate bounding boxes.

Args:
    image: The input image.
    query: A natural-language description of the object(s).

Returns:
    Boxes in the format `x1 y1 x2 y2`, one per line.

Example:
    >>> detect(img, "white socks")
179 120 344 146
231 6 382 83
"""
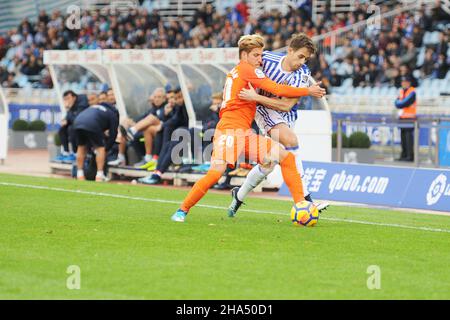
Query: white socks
144 154 152 162
96 171 105 179
77 169 84 178
237 145 310 202
118 153 125 161
237 165 274 201
129 127 137 135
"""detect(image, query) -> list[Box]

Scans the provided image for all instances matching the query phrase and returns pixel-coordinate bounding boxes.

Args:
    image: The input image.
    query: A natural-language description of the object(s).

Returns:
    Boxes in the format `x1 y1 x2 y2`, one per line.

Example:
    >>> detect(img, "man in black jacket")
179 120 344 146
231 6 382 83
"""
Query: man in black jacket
55 90 89 162
138 87 189 185
116 87 169 168
73 102 119 181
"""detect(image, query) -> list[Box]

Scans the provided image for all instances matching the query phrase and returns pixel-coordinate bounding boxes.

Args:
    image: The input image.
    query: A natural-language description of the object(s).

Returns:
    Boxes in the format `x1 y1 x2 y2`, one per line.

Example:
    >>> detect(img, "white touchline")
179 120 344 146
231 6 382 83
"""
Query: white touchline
1 181 449 234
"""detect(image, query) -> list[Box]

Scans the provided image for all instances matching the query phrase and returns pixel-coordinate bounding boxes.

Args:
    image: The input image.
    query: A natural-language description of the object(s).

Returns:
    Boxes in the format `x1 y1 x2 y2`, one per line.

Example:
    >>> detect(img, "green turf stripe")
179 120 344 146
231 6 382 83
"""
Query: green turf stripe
1 181 449 234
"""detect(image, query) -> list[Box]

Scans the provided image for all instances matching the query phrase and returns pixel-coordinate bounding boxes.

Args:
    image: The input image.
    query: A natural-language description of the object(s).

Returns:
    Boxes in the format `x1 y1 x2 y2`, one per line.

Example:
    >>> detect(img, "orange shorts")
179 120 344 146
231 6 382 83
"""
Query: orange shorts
211 129 273 166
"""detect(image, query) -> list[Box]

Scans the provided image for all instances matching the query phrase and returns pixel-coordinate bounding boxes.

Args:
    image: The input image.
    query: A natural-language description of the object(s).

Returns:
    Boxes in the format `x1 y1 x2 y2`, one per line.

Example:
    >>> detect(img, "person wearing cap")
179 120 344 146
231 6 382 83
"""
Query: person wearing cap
395 75 417 162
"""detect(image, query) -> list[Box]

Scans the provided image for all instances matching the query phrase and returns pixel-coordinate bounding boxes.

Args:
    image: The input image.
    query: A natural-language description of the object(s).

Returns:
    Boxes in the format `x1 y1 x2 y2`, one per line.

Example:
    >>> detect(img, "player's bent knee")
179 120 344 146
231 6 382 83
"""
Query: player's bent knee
281 134 298 149
210 159 228 173
259 160 276 174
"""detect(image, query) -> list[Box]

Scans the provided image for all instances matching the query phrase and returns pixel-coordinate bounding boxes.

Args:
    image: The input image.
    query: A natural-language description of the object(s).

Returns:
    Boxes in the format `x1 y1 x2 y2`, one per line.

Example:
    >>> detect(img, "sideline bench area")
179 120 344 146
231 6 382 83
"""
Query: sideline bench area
49 161 280 192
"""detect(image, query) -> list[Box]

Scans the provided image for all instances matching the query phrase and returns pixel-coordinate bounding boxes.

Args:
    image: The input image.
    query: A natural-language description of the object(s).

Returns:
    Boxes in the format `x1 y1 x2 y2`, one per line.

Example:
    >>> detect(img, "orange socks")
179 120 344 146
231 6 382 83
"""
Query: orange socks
181 170 223 212
280 152 305 203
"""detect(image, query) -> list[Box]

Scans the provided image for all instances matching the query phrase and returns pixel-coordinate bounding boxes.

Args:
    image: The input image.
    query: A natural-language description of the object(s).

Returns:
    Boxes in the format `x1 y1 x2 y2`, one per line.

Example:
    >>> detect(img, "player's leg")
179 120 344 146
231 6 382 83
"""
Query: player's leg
273 144 305 203
229 162 274 217
126 114 160 140
269 122 311 200
94 146 106 181
75 129 87 180
172 160 227 222
230 133 304 217
173 131 240 222
108 135 127 166
87 131 107 182
270 122 330 211
139 125 159 169
231 109 281 208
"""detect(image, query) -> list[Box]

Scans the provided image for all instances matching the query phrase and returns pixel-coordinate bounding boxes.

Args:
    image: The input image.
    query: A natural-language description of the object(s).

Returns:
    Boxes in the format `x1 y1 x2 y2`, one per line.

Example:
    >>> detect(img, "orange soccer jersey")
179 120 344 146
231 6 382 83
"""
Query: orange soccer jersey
211 61 310 165
217 61 309 132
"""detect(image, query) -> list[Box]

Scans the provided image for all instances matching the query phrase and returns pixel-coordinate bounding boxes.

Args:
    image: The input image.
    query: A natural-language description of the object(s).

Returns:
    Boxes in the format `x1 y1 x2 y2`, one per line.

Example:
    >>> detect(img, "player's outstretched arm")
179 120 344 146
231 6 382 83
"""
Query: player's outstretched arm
244 66 326 98
239 83 297 112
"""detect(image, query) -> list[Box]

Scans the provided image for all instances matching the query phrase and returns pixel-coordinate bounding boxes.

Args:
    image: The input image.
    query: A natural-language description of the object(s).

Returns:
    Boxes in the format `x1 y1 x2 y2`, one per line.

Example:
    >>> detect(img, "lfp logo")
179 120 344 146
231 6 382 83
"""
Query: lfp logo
426 174 450 206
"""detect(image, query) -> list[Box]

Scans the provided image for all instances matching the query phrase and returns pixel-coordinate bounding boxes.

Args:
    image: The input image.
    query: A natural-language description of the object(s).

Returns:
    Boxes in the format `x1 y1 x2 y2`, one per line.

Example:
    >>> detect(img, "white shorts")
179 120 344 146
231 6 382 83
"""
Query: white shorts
255 106 297 135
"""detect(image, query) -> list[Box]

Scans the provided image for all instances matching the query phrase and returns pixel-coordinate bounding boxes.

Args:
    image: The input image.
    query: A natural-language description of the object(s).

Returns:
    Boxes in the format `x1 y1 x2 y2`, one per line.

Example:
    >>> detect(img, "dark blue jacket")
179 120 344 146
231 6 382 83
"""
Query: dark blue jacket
73 103 119 150
66 94 89 125
162 103 189 129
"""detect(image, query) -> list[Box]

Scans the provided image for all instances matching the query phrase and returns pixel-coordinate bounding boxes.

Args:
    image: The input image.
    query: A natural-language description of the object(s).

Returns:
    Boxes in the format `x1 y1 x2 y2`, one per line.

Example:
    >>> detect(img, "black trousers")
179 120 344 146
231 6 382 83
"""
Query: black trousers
156 126 189 174
399 120 415 161
59 125 77 153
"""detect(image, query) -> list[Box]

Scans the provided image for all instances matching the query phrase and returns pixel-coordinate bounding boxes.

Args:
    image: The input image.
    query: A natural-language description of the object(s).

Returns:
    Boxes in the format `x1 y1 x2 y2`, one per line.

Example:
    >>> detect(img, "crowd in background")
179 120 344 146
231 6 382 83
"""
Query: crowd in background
0 0 449 91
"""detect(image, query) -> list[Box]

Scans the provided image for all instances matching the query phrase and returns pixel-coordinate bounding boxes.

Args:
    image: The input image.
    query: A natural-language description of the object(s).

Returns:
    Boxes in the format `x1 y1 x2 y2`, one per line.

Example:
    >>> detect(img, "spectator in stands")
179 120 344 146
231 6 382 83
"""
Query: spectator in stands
73 100 119 181
235 1 250 24
0 66 8 84
436 53 450 79
420 48 437 79
395 65 418 88
2 73 20 88
112 87 168 168
328 68 342 88
20 55 44 76
0 1 448 91
367 62 380 86
54 90 89 162
435 32 448 58
352 65 365 87
400 40 418 70
138 87 189 185
395 76 417 162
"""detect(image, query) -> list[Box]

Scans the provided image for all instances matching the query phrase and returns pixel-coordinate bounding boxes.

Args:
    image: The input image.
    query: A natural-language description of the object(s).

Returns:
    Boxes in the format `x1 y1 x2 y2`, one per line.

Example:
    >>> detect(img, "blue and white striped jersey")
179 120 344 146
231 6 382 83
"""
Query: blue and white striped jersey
258 50 311 123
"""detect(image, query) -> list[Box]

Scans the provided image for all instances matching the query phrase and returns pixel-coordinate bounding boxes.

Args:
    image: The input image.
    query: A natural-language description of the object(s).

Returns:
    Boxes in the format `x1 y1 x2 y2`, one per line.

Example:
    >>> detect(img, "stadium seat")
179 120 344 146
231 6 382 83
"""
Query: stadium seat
421 78 432 90
371 86 381 96
362 87 371 95
388 87 398 96
341 78 353 89
379 87 389 96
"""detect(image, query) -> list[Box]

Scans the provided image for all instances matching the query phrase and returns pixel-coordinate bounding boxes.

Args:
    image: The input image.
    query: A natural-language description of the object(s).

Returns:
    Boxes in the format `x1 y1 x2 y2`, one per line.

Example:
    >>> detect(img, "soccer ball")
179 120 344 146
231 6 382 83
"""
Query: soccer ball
291 201 319 227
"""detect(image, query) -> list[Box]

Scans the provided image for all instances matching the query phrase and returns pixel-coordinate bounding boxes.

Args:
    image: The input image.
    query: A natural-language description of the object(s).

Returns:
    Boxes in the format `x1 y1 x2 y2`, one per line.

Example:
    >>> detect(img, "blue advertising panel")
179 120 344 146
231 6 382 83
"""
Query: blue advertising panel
8 103 61 131
402 169 450 212
279 161 450 212
439 121 450 167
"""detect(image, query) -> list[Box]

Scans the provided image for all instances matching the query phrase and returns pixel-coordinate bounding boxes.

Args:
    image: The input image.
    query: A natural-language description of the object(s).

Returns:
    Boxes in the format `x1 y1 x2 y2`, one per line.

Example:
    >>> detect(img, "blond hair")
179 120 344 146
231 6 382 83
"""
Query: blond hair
238 34 265 58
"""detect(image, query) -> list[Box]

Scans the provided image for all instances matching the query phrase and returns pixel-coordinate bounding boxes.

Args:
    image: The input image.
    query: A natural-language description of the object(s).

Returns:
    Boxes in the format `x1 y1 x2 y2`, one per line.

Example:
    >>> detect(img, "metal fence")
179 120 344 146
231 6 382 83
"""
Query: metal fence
334 118 450 168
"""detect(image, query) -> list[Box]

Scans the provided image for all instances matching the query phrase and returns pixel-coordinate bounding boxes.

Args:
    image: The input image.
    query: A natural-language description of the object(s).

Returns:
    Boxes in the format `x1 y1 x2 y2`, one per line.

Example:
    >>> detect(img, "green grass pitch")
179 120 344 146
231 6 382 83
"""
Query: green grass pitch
0 173 449 299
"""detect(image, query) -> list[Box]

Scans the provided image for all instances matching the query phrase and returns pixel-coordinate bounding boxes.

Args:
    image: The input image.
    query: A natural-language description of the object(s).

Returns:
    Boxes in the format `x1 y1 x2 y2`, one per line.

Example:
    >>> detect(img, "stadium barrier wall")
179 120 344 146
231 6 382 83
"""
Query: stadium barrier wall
279 161 450 212
8 103 61 131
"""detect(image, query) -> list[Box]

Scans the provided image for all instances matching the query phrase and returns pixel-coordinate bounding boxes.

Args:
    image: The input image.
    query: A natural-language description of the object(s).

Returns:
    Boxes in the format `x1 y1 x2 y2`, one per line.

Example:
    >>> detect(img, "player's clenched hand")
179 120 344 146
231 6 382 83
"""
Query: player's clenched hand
238 83 259 101
307 82 326 98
